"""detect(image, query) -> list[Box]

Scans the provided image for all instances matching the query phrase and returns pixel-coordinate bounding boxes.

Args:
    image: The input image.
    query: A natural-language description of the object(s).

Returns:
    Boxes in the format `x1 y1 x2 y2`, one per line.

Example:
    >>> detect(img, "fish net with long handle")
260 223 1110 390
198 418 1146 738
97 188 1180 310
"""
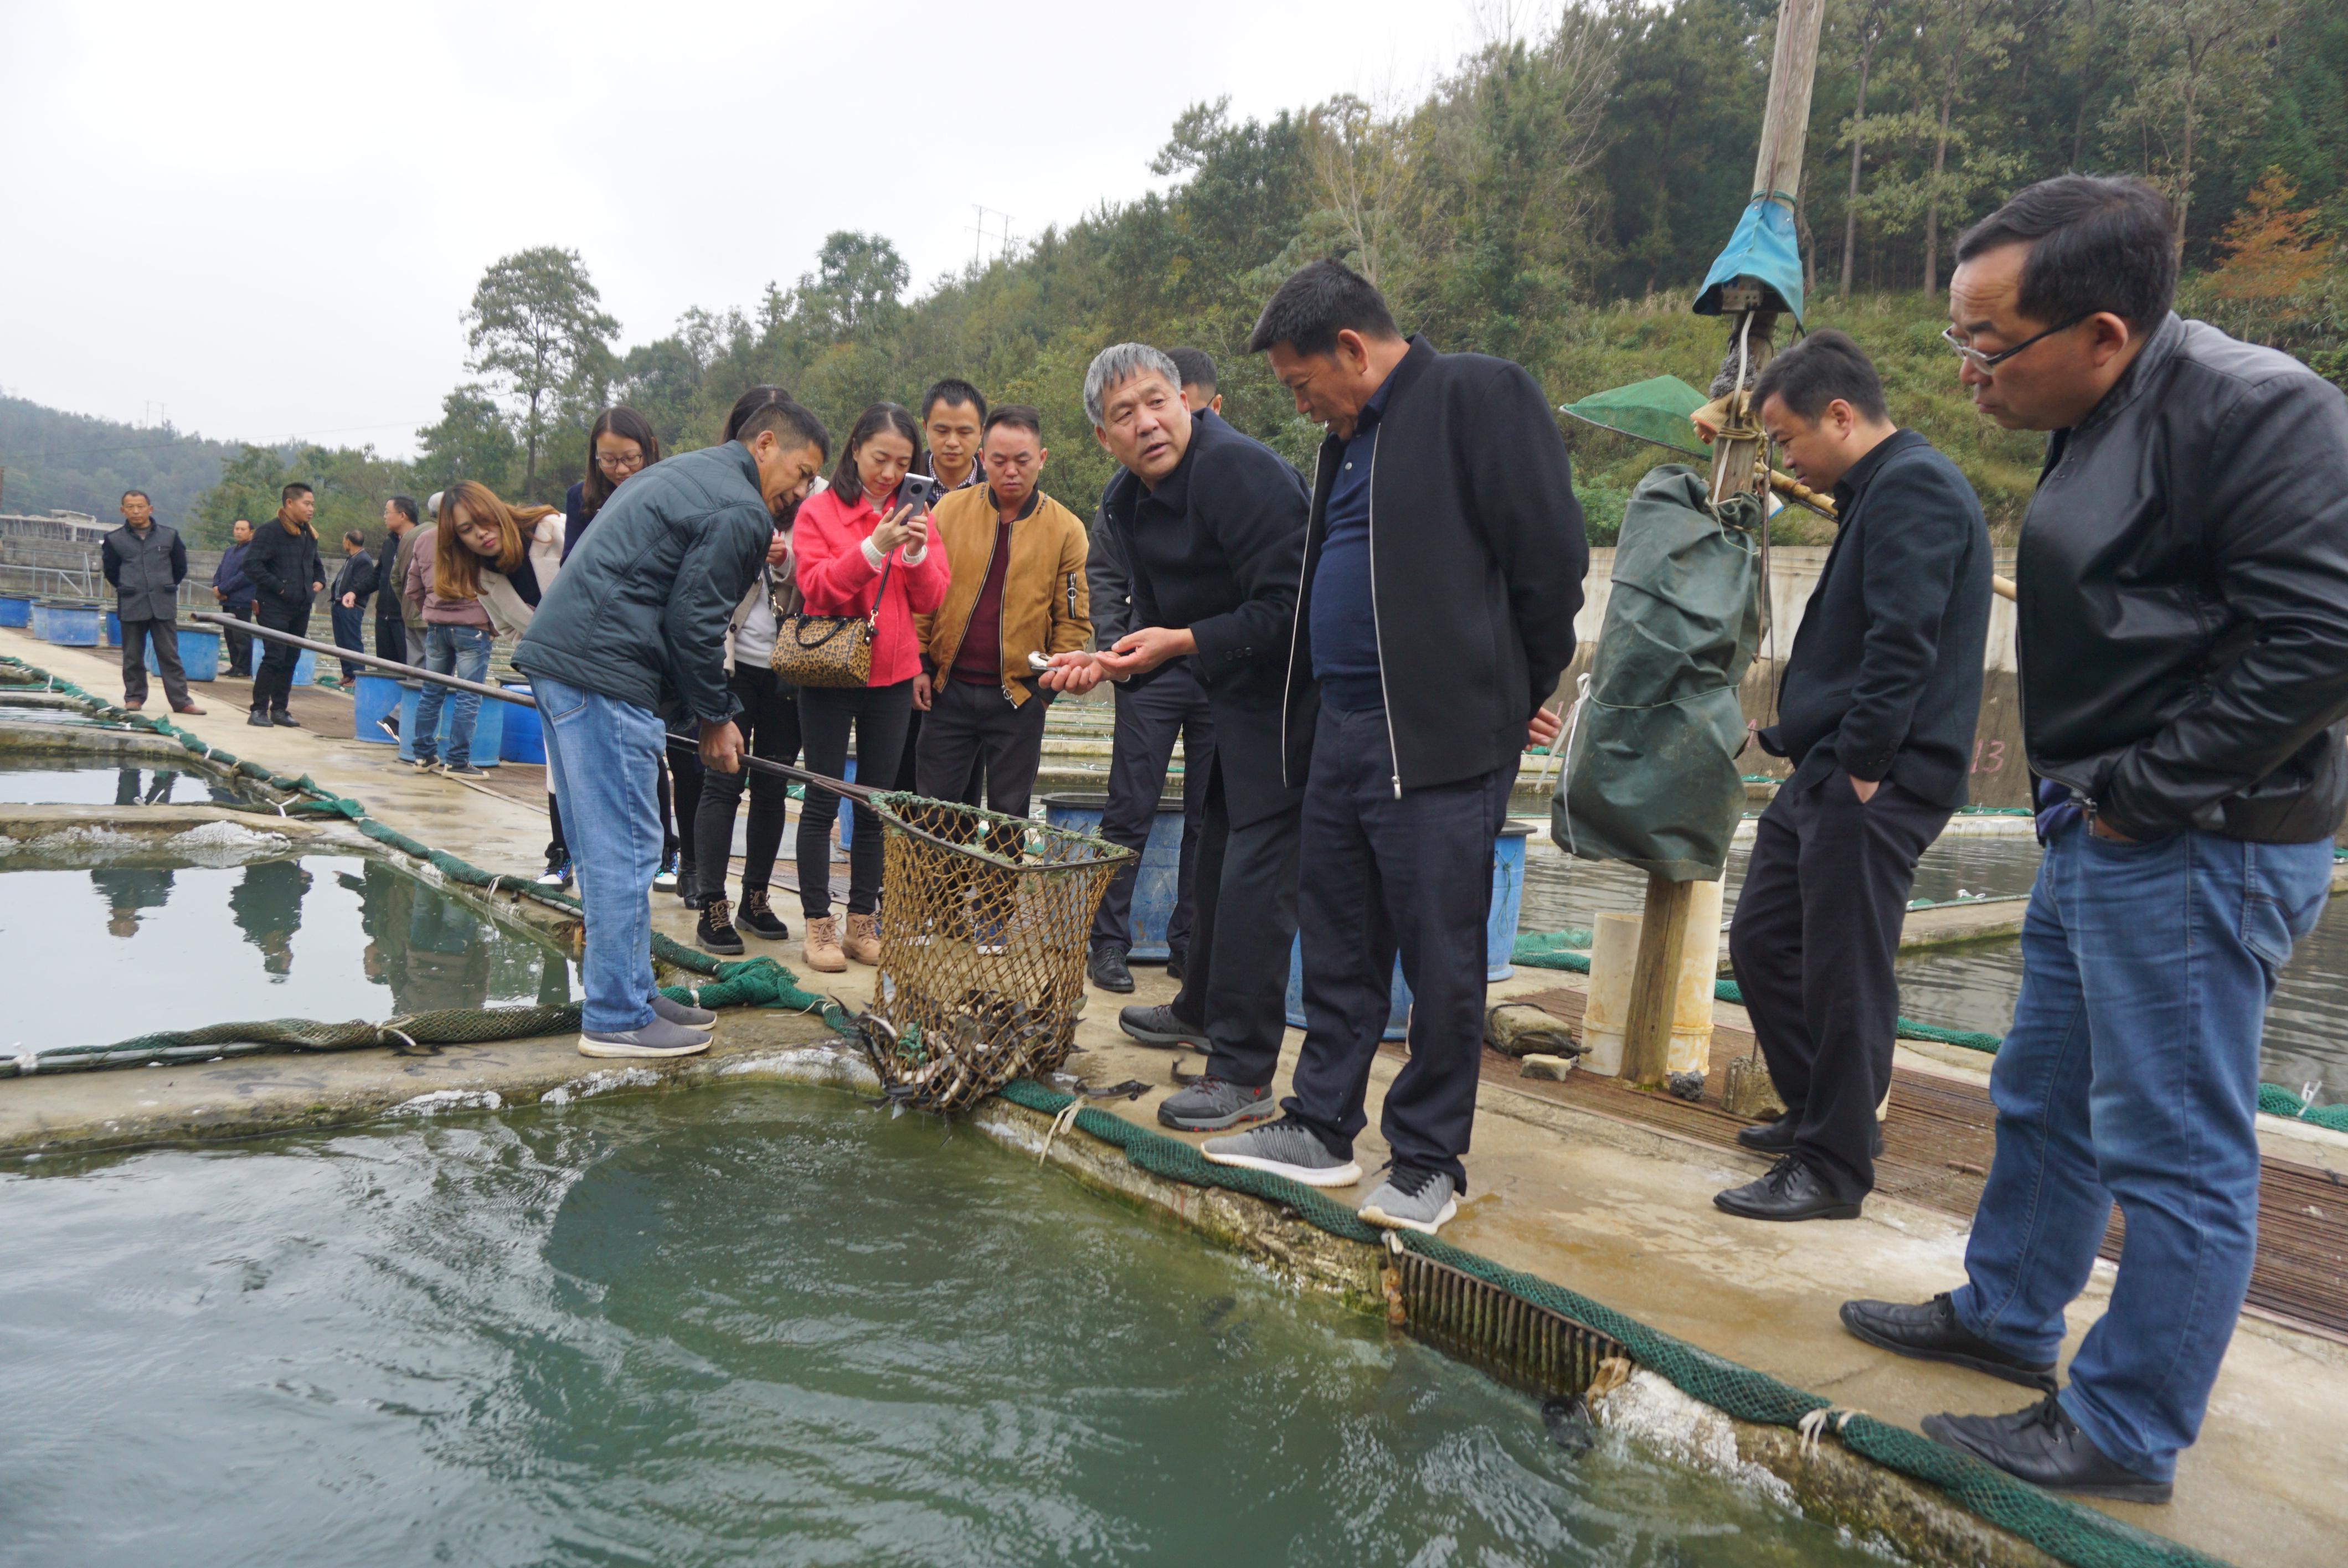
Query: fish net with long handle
849 791 1132 1113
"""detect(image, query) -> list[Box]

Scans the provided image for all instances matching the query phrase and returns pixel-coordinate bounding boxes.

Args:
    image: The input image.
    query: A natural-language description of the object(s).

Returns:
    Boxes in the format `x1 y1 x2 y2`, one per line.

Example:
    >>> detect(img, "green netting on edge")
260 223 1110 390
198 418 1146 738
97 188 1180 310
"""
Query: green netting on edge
995 1078 2227 1568
0 653 851 1079
1507 930 2348 1136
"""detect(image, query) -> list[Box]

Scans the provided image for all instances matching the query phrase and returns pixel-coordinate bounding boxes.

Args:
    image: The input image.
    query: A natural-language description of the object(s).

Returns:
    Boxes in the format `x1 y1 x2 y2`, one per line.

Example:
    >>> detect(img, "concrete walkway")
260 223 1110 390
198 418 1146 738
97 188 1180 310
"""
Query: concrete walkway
6 623 2344 1568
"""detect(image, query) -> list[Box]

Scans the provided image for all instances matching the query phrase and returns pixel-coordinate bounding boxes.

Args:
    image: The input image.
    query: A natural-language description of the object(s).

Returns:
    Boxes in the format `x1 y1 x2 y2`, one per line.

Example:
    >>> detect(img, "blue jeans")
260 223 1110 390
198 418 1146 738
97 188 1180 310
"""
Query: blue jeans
1951 818 2331 1480
535 675 663 1033
413 624 492 764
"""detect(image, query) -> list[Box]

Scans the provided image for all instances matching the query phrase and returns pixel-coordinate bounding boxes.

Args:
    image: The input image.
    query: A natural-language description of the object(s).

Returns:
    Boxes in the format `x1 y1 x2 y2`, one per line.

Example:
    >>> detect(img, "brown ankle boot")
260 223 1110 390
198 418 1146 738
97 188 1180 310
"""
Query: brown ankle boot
802 915 846 973
844 912 882 965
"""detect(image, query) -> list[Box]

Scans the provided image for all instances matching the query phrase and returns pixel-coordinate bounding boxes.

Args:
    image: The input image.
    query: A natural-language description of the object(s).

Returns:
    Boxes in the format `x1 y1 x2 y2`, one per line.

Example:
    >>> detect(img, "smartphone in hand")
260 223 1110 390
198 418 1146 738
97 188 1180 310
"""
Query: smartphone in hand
898 473 944 514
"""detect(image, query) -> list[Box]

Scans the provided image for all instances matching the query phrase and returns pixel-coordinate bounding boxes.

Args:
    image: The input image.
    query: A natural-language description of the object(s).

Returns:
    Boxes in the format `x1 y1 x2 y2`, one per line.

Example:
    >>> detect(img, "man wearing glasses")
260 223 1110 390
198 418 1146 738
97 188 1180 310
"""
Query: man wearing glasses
912 405 1094 934
1840 175 2348 1504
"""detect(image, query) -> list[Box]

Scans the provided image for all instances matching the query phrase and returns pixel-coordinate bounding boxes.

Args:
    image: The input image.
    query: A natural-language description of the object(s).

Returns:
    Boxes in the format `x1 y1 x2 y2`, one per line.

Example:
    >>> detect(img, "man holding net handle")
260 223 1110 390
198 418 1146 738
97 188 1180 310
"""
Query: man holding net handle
516 391 831 1059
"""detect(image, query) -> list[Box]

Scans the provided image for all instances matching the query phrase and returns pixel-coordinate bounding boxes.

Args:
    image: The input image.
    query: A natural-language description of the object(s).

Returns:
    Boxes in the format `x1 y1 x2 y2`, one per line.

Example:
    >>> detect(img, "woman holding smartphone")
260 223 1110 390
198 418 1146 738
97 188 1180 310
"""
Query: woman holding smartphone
790 402 951 972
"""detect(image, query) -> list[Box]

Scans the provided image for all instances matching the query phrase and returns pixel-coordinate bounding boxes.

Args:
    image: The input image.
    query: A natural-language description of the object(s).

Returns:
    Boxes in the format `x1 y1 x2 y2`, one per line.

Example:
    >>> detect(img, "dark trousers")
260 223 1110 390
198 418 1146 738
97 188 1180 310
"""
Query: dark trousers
796 680 914 919
1728 766 1950 1201
220 601 256 676
1091 662 1214 957
120 616 191 709
329 602 367 683
1285 704 1514 1187
1173 751 1303 1089
250 597 310 714
656 746 703 871
697 666 802 901
917 678 1052 926
374 615 407 667
547 792 567 863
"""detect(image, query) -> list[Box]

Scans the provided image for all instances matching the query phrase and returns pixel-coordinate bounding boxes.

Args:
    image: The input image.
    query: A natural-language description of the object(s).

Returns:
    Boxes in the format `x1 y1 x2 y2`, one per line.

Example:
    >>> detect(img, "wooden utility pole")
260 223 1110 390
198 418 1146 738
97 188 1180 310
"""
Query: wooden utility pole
1619 0 1826 1089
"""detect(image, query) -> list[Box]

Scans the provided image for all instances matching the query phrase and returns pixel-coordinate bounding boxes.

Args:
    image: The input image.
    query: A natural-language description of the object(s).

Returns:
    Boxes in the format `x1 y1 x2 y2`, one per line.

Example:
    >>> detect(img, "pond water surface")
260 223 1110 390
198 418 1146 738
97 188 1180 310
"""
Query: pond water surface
0 758 276 809
1 854 572 1049
0 1089 1891 1567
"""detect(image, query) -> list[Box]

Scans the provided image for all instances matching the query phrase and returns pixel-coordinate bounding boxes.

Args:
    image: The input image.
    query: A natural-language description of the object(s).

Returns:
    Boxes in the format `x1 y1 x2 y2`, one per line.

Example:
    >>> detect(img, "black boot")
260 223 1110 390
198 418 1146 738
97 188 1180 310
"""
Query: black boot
1839 1293 2058 1390
1088 944 1135 993
697 896 745 956
1923 1394 2170 1503
736 887 790 941
1712 1156 1860 1221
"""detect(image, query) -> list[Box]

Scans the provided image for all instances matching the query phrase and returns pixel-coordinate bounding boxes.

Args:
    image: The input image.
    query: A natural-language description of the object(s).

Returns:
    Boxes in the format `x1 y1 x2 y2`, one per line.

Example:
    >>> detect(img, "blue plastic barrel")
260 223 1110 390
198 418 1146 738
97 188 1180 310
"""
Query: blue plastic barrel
1282 822 1535 1040
39 601 101 646
0 594 29 628
148 626 220 682
27 602 49 638
293 647 318 687
497 681 544 763
104 610 122 647
394 679 505 766
352 673 403 743
1042 792 1187 960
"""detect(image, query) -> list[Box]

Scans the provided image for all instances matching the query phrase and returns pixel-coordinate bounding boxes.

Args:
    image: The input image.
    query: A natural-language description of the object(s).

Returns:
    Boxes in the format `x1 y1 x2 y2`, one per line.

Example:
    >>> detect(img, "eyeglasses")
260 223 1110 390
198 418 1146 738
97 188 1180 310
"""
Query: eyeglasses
595 452 646 474
1941 313 2089 373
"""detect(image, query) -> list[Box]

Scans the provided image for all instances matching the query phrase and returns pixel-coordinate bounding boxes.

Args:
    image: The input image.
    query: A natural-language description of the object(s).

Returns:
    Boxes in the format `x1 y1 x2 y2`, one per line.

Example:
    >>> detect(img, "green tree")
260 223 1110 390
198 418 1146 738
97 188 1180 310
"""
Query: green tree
413 385 519 494
795 232 910 341
463 246 620 499
2107 0 2287 256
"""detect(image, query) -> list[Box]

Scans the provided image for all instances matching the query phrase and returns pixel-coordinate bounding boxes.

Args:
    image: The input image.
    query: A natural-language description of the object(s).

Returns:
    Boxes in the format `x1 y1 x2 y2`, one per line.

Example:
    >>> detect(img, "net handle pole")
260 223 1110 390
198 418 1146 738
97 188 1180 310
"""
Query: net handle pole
193 609 874 803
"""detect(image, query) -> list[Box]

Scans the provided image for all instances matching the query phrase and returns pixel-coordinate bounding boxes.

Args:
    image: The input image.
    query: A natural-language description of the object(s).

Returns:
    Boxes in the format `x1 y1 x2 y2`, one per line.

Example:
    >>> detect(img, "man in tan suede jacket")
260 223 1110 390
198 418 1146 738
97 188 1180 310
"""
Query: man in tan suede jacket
913 404 1093 917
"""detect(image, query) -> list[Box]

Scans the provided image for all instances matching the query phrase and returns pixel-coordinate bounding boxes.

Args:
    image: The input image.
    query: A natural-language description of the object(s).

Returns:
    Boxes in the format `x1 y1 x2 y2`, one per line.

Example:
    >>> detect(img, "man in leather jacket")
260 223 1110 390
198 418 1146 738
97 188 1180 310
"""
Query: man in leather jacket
1840 176 2348 1505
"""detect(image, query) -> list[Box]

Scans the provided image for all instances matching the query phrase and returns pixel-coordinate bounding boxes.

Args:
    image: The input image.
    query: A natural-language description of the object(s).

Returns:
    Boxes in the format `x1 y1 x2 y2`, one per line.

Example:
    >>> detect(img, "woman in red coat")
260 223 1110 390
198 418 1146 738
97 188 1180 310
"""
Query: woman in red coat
791 401 951 971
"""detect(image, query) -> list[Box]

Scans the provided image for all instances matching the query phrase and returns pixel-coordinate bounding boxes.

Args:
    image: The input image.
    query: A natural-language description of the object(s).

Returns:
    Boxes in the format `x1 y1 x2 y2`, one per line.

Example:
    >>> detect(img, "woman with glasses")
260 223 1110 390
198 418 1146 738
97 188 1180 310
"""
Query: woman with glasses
790 403 952 972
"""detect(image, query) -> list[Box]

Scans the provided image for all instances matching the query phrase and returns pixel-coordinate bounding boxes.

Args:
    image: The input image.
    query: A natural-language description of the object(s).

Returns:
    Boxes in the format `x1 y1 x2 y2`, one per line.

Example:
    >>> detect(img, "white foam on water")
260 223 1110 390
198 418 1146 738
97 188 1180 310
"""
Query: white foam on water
539 1067 660 1106
389 1089 504 1116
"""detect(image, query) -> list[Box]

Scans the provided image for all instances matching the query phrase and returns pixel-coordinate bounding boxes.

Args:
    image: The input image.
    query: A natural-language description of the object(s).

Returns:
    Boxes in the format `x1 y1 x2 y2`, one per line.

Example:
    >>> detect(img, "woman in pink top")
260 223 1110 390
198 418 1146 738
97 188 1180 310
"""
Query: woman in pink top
790 401 951 969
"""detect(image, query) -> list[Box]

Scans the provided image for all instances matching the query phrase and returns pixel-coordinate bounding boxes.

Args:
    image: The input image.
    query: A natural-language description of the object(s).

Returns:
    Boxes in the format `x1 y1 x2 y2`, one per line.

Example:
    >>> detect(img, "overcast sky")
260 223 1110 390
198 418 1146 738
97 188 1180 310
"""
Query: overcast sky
0 0 1497 457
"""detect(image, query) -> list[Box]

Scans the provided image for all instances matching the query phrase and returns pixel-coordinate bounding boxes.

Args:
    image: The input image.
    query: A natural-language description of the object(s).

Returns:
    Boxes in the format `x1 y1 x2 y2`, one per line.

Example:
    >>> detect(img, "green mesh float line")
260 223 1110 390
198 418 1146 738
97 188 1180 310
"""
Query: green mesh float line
995 1078 2228 1568
1507 929 2348 1133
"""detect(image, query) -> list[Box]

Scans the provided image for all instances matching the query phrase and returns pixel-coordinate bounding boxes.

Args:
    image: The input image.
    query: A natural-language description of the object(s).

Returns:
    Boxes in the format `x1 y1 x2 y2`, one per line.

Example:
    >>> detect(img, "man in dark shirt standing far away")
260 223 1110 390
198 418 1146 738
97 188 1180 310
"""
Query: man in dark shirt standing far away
1714 331 1991 1225
1056 343 1310 1135
1196 261 1588 1235
102 489 204 715
212 517 257 678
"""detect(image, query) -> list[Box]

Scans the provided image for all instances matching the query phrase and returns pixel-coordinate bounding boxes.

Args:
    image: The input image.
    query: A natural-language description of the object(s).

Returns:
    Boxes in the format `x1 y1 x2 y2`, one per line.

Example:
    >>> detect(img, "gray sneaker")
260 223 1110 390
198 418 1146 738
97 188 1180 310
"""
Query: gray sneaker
1202 1119 1363 1188
1157 1075 1275 1132
1359 1165 1460 1235
648 992 718 1029
578 1018 712 1059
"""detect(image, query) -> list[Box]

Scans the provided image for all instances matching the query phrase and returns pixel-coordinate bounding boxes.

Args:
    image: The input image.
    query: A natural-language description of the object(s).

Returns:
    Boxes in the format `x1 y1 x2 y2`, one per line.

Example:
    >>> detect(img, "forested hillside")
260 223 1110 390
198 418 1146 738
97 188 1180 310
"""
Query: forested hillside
150 0 2348 542
0 398 239 524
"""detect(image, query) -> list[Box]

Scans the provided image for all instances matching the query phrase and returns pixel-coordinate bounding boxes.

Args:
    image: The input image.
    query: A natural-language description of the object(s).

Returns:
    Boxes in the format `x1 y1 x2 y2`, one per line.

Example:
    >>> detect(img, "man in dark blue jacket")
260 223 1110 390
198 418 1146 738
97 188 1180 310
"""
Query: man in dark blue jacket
1193 261 1588 1235
1715 331 1991 1225
211 518 257 677
516 399 828 1061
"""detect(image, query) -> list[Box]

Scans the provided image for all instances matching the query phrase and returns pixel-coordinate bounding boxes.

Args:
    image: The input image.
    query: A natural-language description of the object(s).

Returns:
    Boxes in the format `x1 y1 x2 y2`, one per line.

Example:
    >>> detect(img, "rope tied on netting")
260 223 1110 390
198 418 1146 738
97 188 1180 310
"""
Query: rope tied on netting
1796 1404 1863 1458
1037 1097 1085 1165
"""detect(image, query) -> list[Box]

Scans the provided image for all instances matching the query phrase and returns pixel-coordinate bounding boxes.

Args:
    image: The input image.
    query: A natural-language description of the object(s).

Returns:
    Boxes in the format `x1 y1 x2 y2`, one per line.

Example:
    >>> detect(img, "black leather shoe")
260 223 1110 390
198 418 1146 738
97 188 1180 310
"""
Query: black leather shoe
246 709 272 728
1089 945 1135 993
270 710 298 727
1736 1113 1882 1158
1839 1293 2058 1389
1923 1394 2170 1503
1713 1156 1861 1221
1119 1003 1209 1050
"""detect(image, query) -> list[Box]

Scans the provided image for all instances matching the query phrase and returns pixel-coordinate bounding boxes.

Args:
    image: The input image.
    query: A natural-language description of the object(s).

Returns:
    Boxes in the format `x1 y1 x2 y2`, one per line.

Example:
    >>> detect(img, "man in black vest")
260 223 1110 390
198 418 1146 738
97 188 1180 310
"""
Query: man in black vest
101 490 204 715
1193 262 1587 1235
1061 343 1307 1133
1715 331 1991 1224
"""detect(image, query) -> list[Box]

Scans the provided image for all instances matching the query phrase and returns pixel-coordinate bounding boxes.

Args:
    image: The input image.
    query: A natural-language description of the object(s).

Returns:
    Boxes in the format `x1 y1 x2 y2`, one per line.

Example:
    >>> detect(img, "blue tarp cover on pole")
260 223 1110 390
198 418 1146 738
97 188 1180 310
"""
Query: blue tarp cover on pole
1694 196 1805 323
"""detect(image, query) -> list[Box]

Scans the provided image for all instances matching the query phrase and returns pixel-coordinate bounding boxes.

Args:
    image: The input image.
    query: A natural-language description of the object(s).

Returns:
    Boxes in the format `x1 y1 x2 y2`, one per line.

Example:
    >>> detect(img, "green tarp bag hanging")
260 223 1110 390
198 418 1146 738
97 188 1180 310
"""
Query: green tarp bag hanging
1553 465 1763 881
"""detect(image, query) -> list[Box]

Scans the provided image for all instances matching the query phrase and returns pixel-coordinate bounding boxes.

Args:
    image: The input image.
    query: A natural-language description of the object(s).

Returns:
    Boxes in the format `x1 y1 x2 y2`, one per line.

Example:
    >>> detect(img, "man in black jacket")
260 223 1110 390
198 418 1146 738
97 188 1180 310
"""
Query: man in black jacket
1841 176 2348 1504
1062 343 1309 1133
243 483 325 728
1192 262 1587 1235
1082 360 1222 994
328 530 377 685
1714 331 1991 1225
516 399 828 1061
102 490 204 715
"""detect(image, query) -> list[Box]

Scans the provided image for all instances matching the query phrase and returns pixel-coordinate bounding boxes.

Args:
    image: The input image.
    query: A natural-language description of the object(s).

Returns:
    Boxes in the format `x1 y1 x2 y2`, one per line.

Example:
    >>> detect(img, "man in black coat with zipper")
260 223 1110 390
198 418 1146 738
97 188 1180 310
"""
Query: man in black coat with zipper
1718 331 1991 1224
1066 343 1309 1134
1192 261 1588 1235
243 483 326 728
